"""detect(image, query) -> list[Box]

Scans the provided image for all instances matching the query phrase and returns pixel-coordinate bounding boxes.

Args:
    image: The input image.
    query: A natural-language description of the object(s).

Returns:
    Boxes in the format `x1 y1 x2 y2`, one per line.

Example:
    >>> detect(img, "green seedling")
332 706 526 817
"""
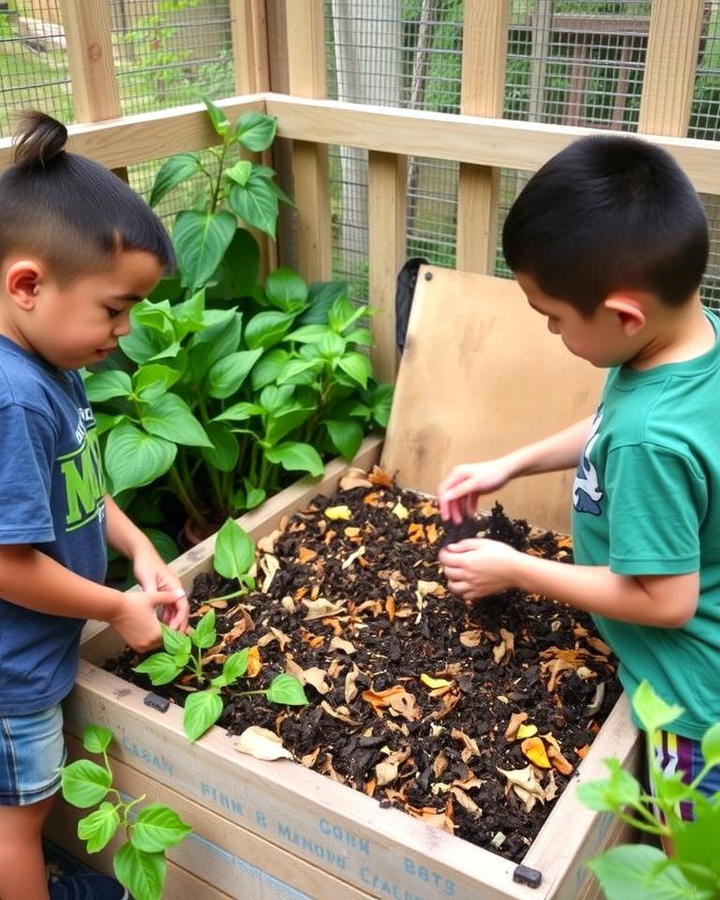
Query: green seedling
61 725 191 900
578 680 720 899
134 519 308 741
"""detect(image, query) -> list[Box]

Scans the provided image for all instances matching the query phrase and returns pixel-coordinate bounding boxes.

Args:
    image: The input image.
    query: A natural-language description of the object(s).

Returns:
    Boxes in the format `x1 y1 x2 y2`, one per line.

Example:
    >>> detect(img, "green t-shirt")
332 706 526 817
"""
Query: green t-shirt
572 310 720 739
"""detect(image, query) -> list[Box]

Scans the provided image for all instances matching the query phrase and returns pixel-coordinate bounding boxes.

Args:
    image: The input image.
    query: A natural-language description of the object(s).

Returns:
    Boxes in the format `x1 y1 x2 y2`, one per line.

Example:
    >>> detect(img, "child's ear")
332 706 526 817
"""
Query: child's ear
5 260 42 310
603 294 646 336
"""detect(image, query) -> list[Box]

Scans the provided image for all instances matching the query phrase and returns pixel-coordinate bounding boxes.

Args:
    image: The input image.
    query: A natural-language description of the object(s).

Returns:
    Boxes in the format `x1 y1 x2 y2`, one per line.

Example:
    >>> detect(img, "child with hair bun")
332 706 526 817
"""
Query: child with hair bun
0 111 189 900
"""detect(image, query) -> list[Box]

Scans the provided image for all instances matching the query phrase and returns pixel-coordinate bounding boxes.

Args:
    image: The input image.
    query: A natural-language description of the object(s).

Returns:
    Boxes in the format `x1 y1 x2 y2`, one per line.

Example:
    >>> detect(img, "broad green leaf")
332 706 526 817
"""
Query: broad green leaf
265 673 309 706
633 681 685 733
265 441 324 477
209 228 259 302
338 352 371 388
140 394 212 448
286 324 332 344
131 804 192 853
250 348 290 390
201 422 240 472
203 97 230 138
132 300 174 333
83 725 113 755
133 364 181 402
94 412 126 436
366 383 393 427
214 518 255 580
243 481 266 510
84 370 132 403
701 721 720 767
673 803 720 878
244 310 295 350
221 648 249 685
173 209 236 290
329 296 366 332
587 845 701 900
143 528 178 564
207 348 264 398
236 111 277 152
183 688 224 742
105 422 177 493
161 623 192 661
120 322 172 366
61 759 112 808
345 327 374 347
228 180 278 238
265 405 315 447
298 280 349 325
278 358 324 385
114 842 167 900
317 331 346 358
133 652 183 686
172 288 207 340
326 419 363 461
192 609 216 650
188 309 242 374
265 267 308 313
224 159 252 186
149 152 202 208
212 401 263 423
259 383 295 412
576 757 641 812
78 802 120 853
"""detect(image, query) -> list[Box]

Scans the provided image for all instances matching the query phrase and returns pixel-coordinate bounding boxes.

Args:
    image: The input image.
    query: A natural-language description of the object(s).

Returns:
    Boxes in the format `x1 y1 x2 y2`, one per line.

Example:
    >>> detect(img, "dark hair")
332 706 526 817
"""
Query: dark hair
502 135 708 317
0 111 174 282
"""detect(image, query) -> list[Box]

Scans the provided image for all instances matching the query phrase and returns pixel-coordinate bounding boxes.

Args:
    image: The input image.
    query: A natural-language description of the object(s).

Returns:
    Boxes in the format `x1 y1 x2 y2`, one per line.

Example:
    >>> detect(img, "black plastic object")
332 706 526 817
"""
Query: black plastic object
143 692 170 713
395 257 428 352
513 864 542 888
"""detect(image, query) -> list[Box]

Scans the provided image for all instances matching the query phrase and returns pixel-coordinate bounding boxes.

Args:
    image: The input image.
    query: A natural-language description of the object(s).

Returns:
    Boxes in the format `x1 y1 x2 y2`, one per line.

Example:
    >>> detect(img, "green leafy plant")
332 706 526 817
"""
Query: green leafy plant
88 99 391 539
578 681 720 898
61 725 191 900
133 519 308 741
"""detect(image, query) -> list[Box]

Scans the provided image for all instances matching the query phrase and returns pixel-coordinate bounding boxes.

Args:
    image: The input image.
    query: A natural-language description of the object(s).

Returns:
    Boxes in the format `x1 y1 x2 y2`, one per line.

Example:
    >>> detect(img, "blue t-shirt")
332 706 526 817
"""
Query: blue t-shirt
0 336 107 715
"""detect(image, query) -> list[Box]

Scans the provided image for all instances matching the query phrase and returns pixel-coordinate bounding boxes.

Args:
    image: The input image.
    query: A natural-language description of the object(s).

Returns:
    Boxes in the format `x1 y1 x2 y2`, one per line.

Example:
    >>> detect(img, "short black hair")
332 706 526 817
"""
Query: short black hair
502 134 708 317
0 111 174 283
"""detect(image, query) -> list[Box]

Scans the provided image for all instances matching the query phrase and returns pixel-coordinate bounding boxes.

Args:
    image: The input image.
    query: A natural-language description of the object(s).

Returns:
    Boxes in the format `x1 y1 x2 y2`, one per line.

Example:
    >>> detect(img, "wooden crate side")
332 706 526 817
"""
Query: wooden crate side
62 664 537 900
49 736 372 900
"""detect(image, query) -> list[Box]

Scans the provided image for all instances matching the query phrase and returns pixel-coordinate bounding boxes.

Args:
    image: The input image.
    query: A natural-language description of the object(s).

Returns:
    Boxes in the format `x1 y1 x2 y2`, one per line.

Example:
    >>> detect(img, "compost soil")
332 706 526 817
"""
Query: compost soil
108 468 621 863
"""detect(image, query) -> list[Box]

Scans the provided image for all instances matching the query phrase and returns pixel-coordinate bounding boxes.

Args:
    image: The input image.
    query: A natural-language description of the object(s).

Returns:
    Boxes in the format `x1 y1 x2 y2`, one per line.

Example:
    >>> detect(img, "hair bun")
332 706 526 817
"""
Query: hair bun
13 110 68 169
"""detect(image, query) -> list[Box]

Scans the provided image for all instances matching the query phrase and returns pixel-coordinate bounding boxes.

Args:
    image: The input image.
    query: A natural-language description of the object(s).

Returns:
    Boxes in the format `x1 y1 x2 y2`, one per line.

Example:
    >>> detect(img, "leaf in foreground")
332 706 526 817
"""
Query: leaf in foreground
131 804 192 853
233 725 294 760
61 759 112 808
78 802 119 853
114 843 167 900
587 845 704 900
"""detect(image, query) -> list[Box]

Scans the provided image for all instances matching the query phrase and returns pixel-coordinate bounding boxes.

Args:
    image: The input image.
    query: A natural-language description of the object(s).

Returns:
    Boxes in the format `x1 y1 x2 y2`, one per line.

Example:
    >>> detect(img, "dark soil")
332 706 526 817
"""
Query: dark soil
108 469 620 863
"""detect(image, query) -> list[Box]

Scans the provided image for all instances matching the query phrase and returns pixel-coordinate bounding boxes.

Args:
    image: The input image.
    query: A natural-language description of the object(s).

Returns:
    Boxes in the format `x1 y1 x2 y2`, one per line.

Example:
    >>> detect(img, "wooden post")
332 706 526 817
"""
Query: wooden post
638 0 704 136
368 151 406 382
456 0 509 274
285 0 332 283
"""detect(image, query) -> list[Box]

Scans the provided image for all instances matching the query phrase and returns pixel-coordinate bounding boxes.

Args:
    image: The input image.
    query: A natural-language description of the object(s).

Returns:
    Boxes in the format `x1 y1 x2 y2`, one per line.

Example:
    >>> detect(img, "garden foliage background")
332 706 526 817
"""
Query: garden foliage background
1 0 719 304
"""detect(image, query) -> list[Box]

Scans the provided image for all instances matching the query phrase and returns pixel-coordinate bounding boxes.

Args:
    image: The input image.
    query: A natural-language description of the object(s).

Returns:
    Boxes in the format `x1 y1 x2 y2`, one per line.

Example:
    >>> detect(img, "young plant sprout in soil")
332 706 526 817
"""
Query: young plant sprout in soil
110 467 621 863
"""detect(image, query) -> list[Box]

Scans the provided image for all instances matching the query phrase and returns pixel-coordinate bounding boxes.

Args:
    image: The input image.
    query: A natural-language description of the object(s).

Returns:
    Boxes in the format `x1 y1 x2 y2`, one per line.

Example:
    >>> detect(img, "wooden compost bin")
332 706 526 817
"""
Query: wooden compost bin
47 269 641 899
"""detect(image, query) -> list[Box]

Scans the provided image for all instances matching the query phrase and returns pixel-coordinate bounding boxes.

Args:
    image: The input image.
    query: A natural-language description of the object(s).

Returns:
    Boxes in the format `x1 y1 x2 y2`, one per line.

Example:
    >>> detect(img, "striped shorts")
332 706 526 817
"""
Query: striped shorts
651 729 720 821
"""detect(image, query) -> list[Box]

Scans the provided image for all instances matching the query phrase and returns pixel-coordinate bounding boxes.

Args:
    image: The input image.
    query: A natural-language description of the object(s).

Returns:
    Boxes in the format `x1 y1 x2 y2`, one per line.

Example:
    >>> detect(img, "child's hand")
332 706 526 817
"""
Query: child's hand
437 460 514 523
439 538 519 600
132 545 188 632
109 589 187 653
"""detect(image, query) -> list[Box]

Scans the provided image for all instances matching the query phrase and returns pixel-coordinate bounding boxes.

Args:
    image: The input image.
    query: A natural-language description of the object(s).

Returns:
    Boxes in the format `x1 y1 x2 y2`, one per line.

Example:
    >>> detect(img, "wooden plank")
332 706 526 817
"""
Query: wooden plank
638 0 704 137
58 0 121 123
457 0 508 274
0 98 266 172
264 94 720 195
230 0 270 94
368 151 406 383
381 268 606 533
48 736 373 900
285 0 332 282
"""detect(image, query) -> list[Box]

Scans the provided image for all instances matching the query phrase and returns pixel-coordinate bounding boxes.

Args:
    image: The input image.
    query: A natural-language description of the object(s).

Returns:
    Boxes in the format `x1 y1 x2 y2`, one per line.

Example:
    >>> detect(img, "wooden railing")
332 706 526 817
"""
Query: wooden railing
0 0 716 383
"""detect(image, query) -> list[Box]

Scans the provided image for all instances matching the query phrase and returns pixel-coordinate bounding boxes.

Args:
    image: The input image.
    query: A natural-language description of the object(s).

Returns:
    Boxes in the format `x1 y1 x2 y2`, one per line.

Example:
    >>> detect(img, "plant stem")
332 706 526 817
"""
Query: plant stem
207 587 247 604
209 139 229 215
169 466 204 525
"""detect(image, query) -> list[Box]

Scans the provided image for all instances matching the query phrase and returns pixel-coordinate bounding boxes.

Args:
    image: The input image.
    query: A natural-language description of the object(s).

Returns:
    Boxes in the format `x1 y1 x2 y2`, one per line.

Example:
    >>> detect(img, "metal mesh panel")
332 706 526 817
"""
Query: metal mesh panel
0 1 72 137
690 1 720 140
506 0 648 130
110 0 234 116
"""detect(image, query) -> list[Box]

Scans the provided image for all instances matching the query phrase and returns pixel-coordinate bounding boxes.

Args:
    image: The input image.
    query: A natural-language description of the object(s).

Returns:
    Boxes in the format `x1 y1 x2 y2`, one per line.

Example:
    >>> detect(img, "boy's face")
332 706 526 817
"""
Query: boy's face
8 249 163 369
516 272 636 368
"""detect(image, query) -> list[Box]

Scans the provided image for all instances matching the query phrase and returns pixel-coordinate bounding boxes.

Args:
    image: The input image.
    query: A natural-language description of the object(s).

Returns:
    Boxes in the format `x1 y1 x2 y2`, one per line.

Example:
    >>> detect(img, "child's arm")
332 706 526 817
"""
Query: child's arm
438 415 593 522
104 495 188 631
439 539 698 628
0 544 184 651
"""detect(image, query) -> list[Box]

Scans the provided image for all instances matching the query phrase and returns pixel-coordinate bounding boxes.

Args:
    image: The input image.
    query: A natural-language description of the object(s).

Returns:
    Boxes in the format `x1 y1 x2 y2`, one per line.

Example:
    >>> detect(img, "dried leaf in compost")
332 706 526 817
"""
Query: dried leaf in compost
344 665 361 704
320 700 361 726
516 723 538 740
450 786 481 817
339 467 373 490
259 553 280 593
302 667 332 695
504 711 528 741
297 547 317 564
497 764 546 813
256 528 282 554
385 595 396 622
368 466 394 488
391 502 409 520
246 646 261 677
451 728 480 763
520 737 551 769
407 523 426 543
585 635 612 656
459 630 483 648
301 747 321 767
342 546 366 570
318 752 345 783
233 726 293 761
303 597 346 620
420 674 453 690
432 751 449 778
329 636 357 655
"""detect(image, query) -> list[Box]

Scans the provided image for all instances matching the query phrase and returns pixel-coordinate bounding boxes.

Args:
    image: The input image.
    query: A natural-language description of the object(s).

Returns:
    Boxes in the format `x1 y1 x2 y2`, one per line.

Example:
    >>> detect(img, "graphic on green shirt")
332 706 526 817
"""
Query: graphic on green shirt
58 423 106 532
573 406 604 516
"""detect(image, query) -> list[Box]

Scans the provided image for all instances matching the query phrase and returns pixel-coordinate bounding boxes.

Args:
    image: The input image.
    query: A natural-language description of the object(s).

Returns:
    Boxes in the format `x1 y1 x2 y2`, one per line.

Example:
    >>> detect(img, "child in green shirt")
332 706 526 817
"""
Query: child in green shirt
438 135 720 824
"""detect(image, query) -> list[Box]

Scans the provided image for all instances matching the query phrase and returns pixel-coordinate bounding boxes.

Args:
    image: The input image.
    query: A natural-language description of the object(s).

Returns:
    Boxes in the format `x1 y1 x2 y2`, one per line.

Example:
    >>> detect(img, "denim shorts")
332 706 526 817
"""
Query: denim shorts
651 728 720 821
0 704 66 806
